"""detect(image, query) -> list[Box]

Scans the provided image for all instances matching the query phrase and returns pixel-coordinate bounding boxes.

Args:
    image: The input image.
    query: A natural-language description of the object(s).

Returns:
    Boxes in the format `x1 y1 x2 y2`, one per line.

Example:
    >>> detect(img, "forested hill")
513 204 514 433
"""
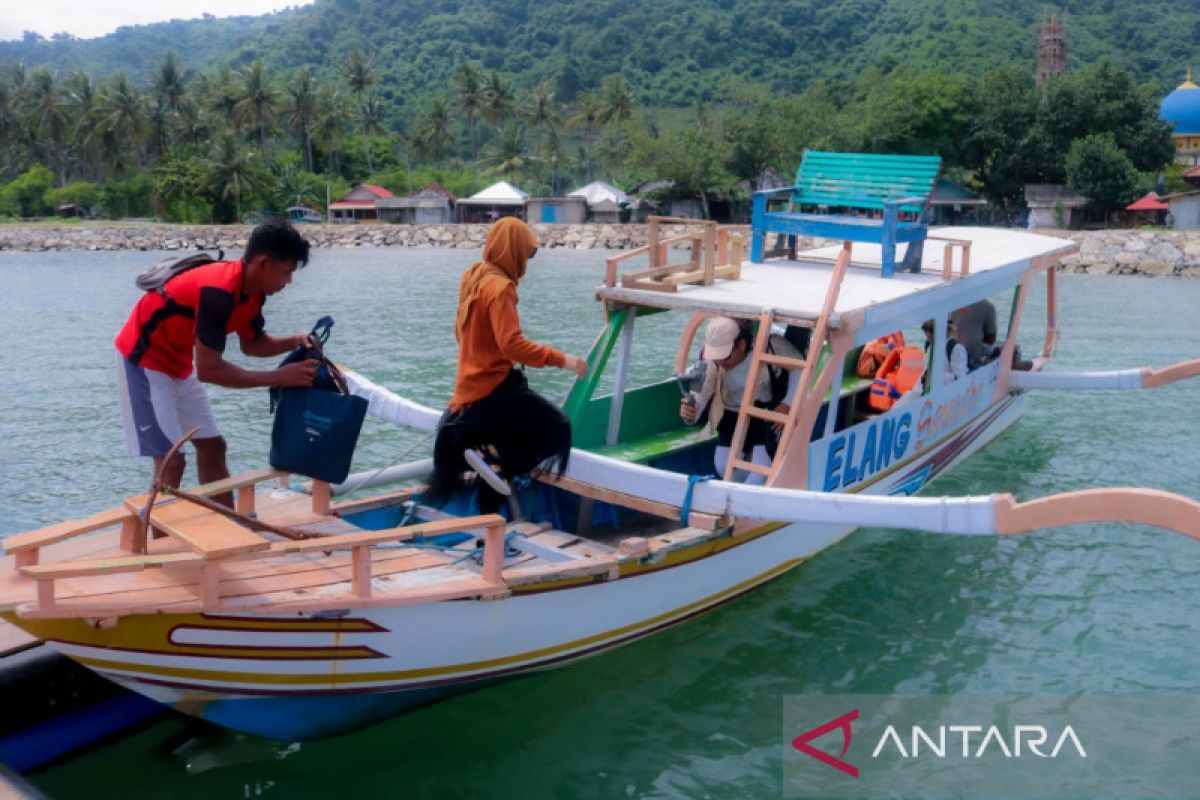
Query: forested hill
4 0 1197 112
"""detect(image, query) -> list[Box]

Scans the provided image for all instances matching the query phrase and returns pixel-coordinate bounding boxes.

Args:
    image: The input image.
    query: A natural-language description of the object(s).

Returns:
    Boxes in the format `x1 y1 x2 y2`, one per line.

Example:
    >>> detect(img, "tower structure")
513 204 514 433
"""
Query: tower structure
1036 9 1068 86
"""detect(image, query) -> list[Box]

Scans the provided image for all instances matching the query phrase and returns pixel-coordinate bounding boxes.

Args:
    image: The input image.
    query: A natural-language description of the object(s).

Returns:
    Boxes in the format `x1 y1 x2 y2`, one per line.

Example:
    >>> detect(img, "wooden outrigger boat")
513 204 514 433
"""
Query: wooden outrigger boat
4 166 1200 741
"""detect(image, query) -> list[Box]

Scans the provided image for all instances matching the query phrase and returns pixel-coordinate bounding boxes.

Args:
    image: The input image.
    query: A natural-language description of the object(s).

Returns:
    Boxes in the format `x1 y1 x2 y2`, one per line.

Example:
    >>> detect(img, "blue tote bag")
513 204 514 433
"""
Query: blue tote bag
269 317 368 484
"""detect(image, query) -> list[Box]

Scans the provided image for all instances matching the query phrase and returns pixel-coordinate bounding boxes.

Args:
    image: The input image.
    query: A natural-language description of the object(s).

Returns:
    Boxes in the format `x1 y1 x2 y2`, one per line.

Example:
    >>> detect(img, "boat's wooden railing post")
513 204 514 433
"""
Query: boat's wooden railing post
351 545 372 598
647 217 660 269
928 236 971 279
481 521 506 585
702 223 717 285
312 481 331 516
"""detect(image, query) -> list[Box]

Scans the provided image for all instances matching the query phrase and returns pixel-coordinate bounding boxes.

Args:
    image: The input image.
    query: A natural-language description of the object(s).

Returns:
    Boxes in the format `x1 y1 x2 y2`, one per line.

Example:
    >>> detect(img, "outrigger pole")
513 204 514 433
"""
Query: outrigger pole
343 370 1200 543
1009 357 1200 391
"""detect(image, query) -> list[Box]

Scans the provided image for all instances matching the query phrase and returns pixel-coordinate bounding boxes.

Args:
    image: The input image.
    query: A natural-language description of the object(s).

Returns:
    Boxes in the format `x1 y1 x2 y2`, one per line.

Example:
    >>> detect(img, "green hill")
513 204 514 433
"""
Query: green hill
3 0 1197 113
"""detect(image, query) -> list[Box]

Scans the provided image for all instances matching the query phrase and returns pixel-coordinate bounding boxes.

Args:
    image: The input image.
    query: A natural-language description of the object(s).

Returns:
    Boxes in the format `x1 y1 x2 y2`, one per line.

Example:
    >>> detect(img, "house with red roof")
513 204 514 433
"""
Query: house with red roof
329 184 395 223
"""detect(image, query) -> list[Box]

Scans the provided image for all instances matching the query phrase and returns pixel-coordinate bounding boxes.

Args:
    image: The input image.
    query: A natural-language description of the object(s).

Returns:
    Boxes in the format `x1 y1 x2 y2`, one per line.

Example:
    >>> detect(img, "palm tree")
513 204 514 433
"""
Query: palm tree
100 72 145 170
478 123 539 184
234 59 277 153
310 85 350 175
567 89 603 151
342 49 376 173
0 80 16 180
153 51 189 148
452 62 483 153
204 67 241 133
284 67 319 172
25 68 68 183
524 82 561 189
63 71 100 180
598 74 635 127
204 132 266 222
481 71 514 131
414 97 453 160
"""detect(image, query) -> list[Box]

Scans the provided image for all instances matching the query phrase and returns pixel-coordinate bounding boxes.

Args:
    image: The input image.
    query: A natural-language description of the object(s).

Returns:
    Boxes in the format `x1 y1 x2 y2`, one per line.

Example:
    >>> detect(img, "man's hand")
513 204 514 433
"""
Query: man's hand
680 396 699 424
772 402 791 433
563 355 588 378
274 358 320 388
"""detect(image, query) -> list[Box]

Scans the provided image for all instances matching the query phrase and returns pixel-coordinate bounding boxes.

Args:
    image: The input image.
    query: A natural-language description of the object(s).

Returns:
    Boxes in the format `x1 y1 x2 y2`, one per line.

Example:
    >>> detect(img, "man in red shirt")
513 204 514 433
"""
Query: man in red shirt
115 218 318 500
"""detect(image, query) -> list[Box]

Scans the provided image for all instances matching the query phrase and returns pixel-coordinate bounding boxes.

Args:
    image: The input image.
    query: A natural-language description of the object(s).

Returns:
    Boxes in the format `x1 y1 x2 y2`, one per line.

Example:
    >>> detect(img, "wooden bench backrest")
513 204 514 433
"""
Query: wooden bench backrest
792 151 942 215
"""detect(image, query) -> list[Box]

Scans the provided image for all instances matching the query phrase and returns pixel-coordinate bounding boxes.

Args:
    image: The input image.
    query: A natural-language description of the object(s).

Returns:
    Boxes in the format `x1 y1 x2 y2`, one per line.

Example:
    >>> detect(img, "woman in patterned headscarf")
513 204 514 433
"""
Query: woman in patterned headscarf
427 217 588 512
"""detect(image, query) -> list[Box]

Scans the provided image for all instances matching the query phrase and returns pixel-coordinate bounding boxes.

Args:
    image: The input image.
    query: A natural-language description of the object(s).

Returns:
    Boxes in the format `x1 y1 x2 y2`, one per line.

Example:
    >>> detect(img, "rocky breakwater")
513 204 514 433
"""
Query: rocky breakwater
0 222 697 252
1038 228 1200 277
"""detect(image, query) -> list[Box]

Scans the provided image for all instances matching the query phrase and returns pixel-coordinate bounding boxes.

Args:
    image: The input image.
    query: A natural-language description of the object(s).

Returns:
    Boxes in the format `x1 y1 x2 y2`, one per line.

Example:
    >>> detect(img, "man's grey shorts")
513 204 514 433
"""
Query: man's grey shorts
115 352 221 457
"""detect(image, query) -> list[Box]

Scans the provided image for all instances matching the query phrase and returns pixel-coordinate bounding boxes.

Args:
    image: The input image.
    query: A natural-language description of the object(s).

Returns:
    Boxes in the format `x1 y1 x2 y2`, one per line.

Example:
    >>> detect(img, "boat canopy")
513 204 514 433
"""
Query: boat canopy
596 226 1077 328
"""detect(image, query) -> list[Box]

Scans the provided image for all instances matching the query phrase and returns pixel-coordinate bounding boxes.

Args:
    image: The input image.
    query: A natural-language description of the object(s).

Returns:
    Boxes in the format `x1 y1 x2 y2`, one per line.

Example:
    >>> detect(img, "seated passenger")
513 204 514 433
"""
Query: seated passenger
679 317 802 484
951 299 998 369
922 319 968 386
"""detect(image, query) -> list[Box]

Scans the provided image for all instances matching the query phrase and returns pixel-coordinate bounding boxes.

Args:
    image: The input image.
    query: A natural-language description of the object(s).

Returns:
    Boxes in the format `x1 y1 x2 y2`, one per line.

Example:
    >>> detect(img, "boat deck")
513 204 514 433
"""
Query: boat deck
0 479 717 622
596 227 1077 325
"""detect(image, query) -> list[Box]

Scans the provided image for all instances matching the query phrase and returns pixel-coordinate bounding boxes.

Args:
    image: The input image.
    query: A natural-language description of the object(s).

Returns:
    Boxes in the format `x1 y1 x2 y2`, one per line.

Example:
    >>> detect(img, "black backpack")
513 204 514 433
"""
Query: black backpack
134 250 224 294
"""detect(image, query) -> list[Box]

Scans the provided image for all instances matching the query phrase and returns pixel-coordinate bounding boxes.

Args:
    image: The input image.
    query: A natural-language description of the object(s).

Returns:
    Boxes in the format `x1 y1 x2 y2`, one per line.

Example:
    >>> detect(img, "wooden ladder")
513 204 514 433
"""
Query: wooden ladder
723 242 854 484
722 309 808 482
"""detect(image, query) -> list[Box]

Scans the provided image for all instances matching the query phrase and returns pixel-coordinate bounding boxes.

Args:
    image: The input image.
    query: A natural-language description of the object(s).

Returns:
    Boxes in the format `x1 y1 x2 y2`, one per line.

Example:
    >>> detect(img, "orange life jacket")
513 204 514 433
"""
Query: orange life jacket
868 345 926 411
856 331 906 378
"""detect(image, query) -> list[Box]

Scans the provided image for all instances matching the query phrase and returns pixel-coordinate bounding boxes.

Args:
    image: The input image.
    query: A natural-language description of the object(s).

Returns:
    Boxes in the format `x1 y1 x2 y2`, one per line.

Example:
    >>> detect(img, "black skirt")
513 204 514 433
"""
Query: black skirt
426 368 572 513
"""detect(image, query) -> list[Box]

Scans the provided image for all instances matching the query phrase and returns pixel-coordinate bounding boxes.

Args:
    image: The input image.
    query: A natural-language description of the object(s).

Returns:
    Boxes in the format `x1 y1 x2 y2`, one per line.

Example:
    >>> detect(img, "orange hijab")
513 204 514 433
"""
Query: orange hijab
455 217 539 339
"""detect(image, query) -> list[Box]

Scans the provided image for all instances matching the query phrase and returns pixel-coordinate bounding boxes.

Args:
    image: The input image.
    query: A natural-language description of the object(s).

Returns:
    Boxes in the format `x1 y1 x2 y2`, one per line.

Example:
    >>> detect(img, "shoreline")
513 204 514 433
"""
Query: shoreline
2 222 1198 277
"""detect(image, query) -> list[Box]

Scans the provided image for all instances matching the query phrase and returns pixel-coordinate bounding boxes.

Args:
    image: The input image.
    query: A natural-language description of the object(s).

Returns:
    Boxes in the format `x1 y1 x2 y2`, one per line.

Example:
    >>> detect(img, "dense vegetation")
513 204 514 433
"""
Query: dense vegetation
0 0 1181 222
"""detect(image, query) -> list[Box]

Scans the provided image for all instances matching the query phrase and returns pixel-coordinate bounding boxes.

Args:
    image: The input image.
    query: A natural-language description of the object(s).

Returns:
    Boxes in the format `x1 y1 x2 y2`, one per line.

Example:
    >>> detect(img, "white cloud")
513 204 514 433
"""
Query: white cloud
1 0 315 42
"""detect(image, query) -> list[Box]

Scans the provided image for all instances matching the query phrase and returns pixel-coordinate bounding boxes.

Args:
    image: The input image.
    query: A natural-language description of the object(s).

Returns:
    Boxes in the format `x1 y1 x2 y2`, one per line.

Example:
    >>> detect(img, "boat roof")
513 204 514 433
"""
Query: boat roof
596 227 1077 332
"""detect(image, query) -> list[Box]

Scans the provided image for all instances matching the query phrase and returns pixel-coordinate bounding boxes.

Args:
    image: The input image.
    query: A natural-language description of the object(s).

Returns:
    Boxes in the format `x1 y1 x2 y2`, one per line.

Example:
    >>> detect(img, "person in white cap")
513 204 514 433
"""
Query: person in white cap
679 316 803 484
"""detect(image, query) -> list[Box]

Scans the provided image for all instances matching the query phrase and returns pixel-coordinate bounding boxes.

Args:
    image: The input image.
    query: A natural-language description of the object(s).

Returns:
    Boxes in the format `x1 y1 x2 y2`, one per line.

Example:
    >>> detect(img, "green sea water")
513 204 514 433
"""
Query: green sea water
1 247 1199 799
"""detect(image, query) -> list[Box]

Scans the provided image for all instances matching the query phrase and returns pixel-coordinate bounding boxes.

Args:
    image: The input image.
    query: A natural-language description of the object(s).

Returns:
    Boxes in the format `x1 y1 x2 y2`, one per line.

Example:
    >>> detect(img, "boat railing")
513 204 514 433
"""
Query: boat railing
926 234 972 279
604 216 750 292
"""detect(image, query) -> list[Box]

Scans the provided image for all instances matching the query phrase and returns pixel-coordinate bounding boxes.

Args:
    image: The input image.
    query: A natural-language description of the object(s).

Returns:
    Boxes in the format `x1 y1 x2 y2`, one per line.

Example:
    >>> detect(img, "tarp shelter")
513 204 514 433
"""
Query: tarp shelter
568 181 629 223
458 181 528 223
376 181 458 224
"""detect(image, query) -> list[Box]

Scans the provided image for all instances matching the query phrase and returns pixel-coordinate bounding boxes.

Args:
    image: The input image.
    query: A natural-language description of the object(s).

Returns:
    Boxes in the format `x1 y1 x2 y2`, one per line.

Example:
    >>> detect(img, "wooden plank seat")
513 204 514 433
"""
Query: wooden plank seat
5 469 285 568
750 151 942 277
121 498 271 560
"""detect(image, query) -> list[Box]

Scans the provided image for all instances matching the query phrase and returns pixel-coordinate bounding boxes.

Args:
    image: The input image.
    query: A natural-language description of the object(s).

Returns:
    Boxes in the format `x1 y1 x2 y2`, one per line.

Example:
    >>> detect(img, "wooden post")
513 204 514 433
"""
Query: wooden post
312 481 331 516
15 550 37 568
36 579 55 611
960 243 971 276
119 517 137 552
943 244 953 280
199 564 221 609
647 217 660 269
689 232 701 274
730 234 744 279
236 485 256 516
702 223 717 285
606 256 619 288
481 523 505 585
717 227 728 268
351 545 372 598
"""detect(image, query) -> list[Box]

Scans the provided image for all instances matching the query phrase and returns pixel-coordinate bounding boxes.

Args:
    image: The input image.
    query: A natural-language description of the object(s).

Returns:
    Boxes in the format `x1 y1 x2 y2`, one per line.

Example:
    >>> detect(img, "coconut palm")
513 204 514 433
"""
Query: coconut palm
310 86 350 175
63 71 100 180
414 97 453 161
452 62 483 153
478 123 540 184
342 49 376 173
25 68 68 183
567 89 603 150
99 72 145 170
598 74 635 127
284 67 319 171
203 132 267 222
234 59 277 153
481 71 514 131
153 51 189 148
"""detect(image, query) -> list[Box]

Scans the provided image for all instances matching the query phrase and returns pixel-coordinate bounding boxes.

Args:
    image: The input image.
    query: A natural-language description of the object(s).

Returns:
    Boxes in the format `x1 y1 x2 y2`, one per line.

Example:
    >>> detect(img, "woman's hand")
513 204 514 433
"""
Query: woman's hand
563 355 588 378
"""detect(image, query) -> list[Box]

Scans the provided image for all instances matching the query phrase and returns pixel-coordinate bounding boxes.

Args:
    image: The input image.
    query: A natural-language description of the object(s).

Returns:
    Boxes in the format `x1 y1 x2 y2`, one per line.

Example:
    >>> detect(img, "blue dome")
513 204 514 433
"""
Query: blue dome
1161 76 1200 136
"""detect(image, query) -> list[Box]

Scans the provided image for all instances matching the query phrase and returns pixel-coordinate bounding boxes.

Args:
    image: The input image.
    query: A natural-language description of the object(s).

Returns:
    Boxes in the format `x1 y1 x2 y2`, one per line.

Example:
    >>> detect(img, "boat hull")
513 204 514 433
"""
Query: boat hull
6 393 1026 741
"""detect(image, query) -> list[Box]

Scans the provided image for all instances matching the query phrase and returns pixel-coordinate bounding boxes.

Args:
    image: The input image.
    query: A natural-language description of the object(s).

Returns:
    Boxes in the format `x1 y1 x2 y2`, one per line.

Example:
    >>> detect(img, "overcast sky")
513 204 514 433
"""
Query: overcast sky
1 0 316 42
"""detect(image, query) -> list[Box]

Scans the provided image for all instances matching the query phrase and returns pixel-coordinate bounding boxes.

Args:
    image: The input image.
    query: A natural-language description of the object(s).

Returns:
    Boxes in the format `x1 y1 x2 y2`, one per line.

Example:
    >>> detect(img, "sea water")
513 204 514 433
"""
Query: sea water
1 247 1198 798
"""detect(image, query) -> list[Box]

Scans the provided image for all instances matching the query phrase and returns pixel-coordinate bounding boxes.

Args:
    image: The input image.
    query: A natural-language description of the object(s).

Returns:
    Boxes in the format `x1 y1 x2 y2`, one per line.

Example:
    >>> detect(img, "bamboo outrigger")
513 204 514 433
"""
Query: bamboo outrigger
3 211 1199 741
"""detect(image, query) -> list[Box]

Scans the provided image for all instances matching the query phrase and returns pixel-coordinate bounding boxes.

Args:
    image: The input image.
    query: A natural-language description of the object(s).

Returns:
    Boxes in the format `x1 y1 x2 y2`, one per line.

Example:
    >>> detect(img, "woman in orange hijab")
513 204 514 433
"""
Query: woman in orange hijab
427 218 587 512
